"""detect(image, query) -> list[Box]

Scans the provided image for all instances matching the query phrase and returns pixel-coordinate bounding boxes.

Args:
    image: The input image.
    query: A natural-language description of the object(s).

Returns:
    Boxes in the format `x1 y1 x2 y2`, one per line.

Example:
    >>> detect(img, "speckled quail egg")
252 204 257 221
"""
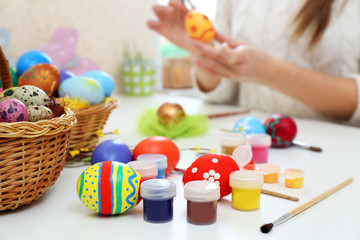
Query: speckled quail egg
0 98 28 122
12 85 50 107
27 105 54 122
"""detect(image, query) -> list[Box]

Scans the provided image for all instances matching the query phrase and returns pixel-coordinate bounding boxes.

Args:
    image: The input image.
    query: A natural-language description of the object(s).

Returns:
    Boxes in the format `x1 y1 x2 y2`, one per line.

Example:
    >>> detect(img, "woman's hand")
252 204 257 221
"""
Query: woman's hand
147 0 199 53
192 32 275 85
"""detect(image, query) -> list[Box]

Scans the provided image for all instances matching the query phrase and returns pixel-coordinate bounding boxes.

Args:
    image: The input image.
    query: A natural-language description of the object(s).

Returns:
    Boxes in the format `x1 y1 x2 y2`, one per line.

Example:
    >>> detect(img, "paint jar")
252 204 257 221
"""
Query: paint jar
245 134 271 163
220 132 246 156
184 181 220 225
229 170 264 211
284 168 305 189
127 161 158 182
140 179 176 223
259 164 281 183
137 154 168 179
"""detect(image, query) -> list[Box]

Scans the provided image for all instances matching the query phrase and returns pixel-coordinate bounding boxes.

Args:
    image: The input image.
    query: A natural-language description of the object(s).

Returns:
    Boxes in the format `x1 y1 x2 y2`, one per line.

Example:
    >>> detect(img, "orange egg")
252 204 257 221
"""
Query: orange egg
18 63 60 97
185 11 215 43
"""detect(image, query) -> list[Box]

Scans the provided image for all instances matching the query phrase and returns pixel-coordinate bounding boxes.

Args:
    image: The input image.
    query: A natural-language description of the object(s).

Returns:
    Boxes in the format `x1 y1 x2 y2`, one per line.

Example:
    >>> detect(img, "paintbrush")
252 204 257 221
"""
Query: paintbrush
260 178 353 234
292 140 322 152
207 109 250 119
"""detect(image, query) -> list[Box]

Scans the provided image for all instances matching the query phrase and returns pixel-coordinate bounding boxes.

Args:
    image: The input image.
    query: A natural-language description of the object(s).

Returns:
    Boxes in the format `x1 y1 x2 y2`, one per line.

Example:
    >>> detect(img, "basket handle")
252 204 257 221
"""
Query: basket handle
0 45 13 90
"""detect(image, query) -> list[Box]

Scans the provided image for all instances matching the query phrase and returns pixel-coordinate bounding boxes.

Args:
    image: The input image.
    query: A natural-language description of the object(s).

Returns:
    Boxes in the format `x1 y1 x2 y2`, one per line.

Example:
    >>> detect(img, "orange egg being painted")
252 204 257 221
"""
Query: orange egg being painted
185 11 215 43
18 63 60 97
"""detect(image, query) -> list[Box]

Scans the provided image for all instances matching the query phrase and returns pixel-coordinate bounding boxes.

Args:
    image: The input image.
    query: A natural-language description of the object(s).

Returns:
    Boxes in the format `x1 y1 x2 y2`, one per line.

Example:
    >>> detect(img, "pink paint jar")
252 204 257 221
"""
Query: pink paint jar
184 181 220 225
245 134 271 163
127 161 158 183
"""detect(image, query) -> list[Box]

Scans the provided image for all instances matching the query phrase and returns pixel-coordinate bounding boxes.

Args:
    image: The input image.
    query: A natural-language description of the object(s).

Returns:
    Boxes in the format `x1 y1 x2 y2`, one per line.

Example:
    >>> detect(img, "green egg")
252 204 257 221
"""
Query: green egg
0 67 18 88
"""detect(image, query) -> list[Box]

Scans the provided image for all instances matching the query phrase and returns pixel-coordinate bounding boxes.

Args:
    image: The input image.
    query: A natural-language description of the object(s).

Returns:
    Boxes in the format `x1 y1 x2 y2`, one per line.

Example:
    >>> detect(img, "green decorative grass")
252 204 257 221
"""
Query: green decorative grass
138 108 209 139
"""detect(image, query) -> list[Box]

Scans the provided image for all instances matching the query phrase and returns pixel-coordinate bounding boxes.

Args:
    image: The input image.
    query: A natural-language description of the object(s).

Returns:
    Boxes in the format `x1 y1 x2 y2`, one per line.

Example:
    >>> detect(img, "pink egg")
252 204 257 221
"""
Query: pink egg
0 98 28 122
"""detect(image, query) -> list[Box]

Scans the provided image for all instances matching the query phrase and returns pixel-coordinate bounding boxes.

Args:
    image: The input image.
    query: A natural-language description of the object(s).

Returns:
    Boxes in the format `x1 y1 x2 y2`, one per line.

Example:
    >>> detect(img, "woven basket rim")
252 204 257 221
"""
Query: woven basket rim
71 97 119 116
0 107 77 138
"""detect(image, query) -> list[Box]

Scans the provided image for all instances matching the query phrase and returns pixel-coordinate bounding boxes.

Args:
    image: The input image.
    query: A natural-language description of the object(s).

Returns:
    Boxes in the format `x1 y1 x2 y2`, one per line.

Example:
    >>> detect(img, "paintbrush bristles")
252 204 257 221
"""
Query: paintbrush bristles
260 223 273 234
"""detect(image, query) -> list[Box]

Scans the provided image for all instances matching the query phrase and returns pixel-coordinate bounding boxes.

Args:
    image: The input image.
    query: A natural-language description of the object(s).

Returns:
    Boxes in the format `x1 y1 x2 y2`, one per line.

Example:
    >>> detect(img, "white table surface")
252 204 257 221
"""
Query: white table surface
1 93 360 240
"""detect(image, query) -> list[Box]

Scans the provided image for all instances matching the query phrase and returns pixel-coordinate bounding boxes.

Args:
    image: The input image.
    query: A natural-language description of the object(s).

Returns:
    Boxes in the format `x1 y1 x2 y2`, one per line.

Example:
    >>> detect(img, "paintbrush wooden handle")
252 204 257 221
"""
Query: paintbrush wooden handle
207 109 250 119
261 189 299 202
289 178 353 217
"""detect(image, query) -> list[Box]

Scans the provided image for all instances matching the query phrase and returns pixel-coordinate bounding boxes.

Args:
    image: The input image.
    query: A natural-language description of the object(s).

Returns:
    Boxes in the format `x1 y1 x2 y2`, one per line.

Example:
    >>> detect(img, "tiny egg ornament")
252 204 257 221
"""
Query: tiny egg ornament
83 71 114 97
185 11 215 43
132 136 180 175
91 139 132 165
182 153 239 198
16 50 52 77
76 161 141 215
233 116 266 134
18 63 60 97
264 113 297 148
58 76 105 105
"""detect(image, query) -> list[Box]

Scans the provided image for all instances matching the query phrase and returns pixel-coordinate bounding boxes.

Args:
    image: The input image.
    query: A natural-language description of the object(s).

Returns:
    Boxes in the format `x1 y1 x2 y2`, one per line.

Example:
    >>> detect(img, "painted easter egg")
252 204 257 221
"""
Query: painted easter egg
83 71 114 97
91 139 132 165
58 76 105 105
264 113 297 148
18 63 60 97
76 161 141 215
27 105 54 122
132 136 180 175
0 87 18 97
182 153 239 198
0 98 28 122
12 85 50 106
59 69 75 85
233 116 266 134
185 11 215 43
157 102 186 126
16 50 52 77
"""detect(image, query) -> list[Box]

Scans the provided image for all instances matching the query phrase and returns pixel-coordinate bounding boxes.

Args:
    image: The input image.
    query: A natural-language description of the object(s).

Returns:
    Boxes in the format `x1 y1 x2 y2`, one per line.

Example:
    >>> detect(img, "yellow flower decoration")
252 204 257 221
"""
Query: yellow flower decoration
210 148 216 153
69 150 80 158
96 130 104 137
193 146 201 153
113 129 119 135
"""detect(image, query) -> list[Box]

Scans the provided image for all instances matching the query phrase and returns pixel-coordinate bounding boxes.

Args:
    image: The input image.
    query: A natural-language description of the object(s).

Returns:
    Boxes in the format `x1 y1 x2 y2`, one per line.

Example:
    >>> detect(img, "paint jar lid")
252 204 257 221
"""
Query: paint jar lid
245 134 271 147
229 170 264 189
140 179 176 200
232 143 253 168
127 161 158 179
284 168 305 179
137 154 168 170
184 180 220 202
259 164 281 174
219 132 246 146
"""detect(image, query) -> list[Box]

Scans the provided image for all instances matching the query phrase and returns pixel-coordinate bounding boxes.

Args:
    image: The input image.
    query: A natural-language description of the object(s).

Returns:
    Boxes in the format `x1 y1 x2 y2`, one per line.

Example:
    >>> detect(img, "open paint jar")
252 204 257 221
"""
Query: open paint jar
245 134 271 163
220 132 246 156
137 154 167 179
284 168 305 188
127 161 158 182
232 143 253 169
229 170 264 211
184 181 220 225
259 164 281 183
140 179 176 223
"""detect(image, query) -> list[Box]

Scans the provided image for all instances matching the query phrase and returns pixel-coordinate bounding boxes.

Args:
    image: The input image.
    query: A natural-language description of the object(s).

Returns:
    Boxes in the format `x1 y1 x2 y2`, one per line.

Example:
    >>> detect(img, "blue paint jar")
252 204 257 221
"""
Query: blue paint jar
140 179 176 223
137 154 167 179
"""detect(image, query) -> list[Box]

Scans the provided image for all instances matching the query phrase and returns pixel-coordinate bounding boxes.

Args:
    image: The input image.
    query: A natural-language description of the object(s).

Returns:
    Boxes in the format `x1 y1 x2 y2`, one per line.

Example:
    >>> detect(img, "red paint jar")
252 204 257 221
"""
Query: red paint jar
184 181 220 225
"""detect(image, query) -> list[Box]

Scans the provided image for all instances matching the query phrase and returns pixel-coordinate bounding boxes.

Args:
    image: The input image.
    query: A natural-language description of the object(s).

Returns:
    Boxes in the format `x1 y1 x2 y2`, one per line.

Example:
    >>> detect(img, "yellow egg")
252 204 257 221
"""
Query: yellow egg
185 11 215 43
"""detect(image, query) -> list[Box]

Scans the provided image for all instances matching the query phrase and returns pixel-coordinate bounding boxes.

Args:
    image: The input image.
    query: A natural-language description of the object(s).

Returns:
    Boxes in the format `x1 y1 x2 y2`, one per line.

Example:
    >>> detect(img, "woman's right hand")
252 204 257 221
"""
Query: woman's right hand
147 0 198 53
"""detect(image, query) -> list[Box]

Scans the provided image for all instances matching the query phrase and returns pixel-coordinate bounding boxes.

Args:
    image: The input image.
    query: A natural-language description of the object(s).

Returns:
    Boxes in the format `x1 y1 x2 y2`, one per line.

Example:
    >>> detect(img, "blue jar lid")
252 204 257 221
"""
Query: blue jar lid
140 179 176 200
137 154 168 170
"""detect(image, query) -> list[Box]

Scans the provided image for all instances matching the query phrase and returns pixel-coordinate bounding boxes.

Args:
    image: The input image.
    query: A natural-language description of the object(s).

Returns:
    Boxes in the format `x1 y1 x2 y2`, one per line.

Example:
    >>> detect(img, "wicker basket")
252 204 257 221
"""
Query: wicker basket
0 46 77 211
0 107 76 211
69 98 119 151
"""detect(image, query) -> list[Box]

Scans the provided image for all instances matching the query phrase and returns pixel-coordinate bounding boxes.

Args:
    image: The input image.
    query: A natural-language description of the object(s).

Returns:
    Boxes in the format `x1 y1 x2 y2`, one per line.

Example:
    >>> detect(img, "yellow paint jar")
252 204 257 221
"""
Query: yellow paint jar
284 168 305 189
259 164 281 183
220 132 245 156
229 170 264 211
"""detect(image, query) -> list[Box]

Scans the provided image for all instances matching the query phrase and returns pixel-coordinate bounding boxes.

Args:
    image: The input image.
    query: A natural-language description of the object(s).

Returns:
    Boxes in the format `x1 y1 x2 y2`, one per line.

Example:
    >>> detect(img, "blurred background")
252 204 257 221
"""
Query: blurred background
0 0 217 94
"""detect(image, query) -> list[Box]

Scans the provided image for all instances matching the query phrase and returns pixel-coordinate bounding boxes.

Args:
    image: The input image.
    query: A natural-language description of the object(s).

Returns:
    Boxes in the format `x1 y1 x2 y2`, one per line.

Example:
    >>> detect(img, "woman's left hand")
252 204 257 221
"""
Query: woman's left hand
192 32 276 85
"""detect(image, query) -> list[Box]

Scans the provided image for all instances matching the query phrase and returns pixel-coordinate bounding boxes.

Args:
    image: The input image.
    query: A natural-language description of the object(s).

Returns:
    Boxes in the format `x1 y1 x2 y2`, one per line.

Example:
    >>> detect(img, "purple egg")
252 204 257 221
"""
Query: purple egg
91 139 132 165
0 98 28 122
59 69 75 85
